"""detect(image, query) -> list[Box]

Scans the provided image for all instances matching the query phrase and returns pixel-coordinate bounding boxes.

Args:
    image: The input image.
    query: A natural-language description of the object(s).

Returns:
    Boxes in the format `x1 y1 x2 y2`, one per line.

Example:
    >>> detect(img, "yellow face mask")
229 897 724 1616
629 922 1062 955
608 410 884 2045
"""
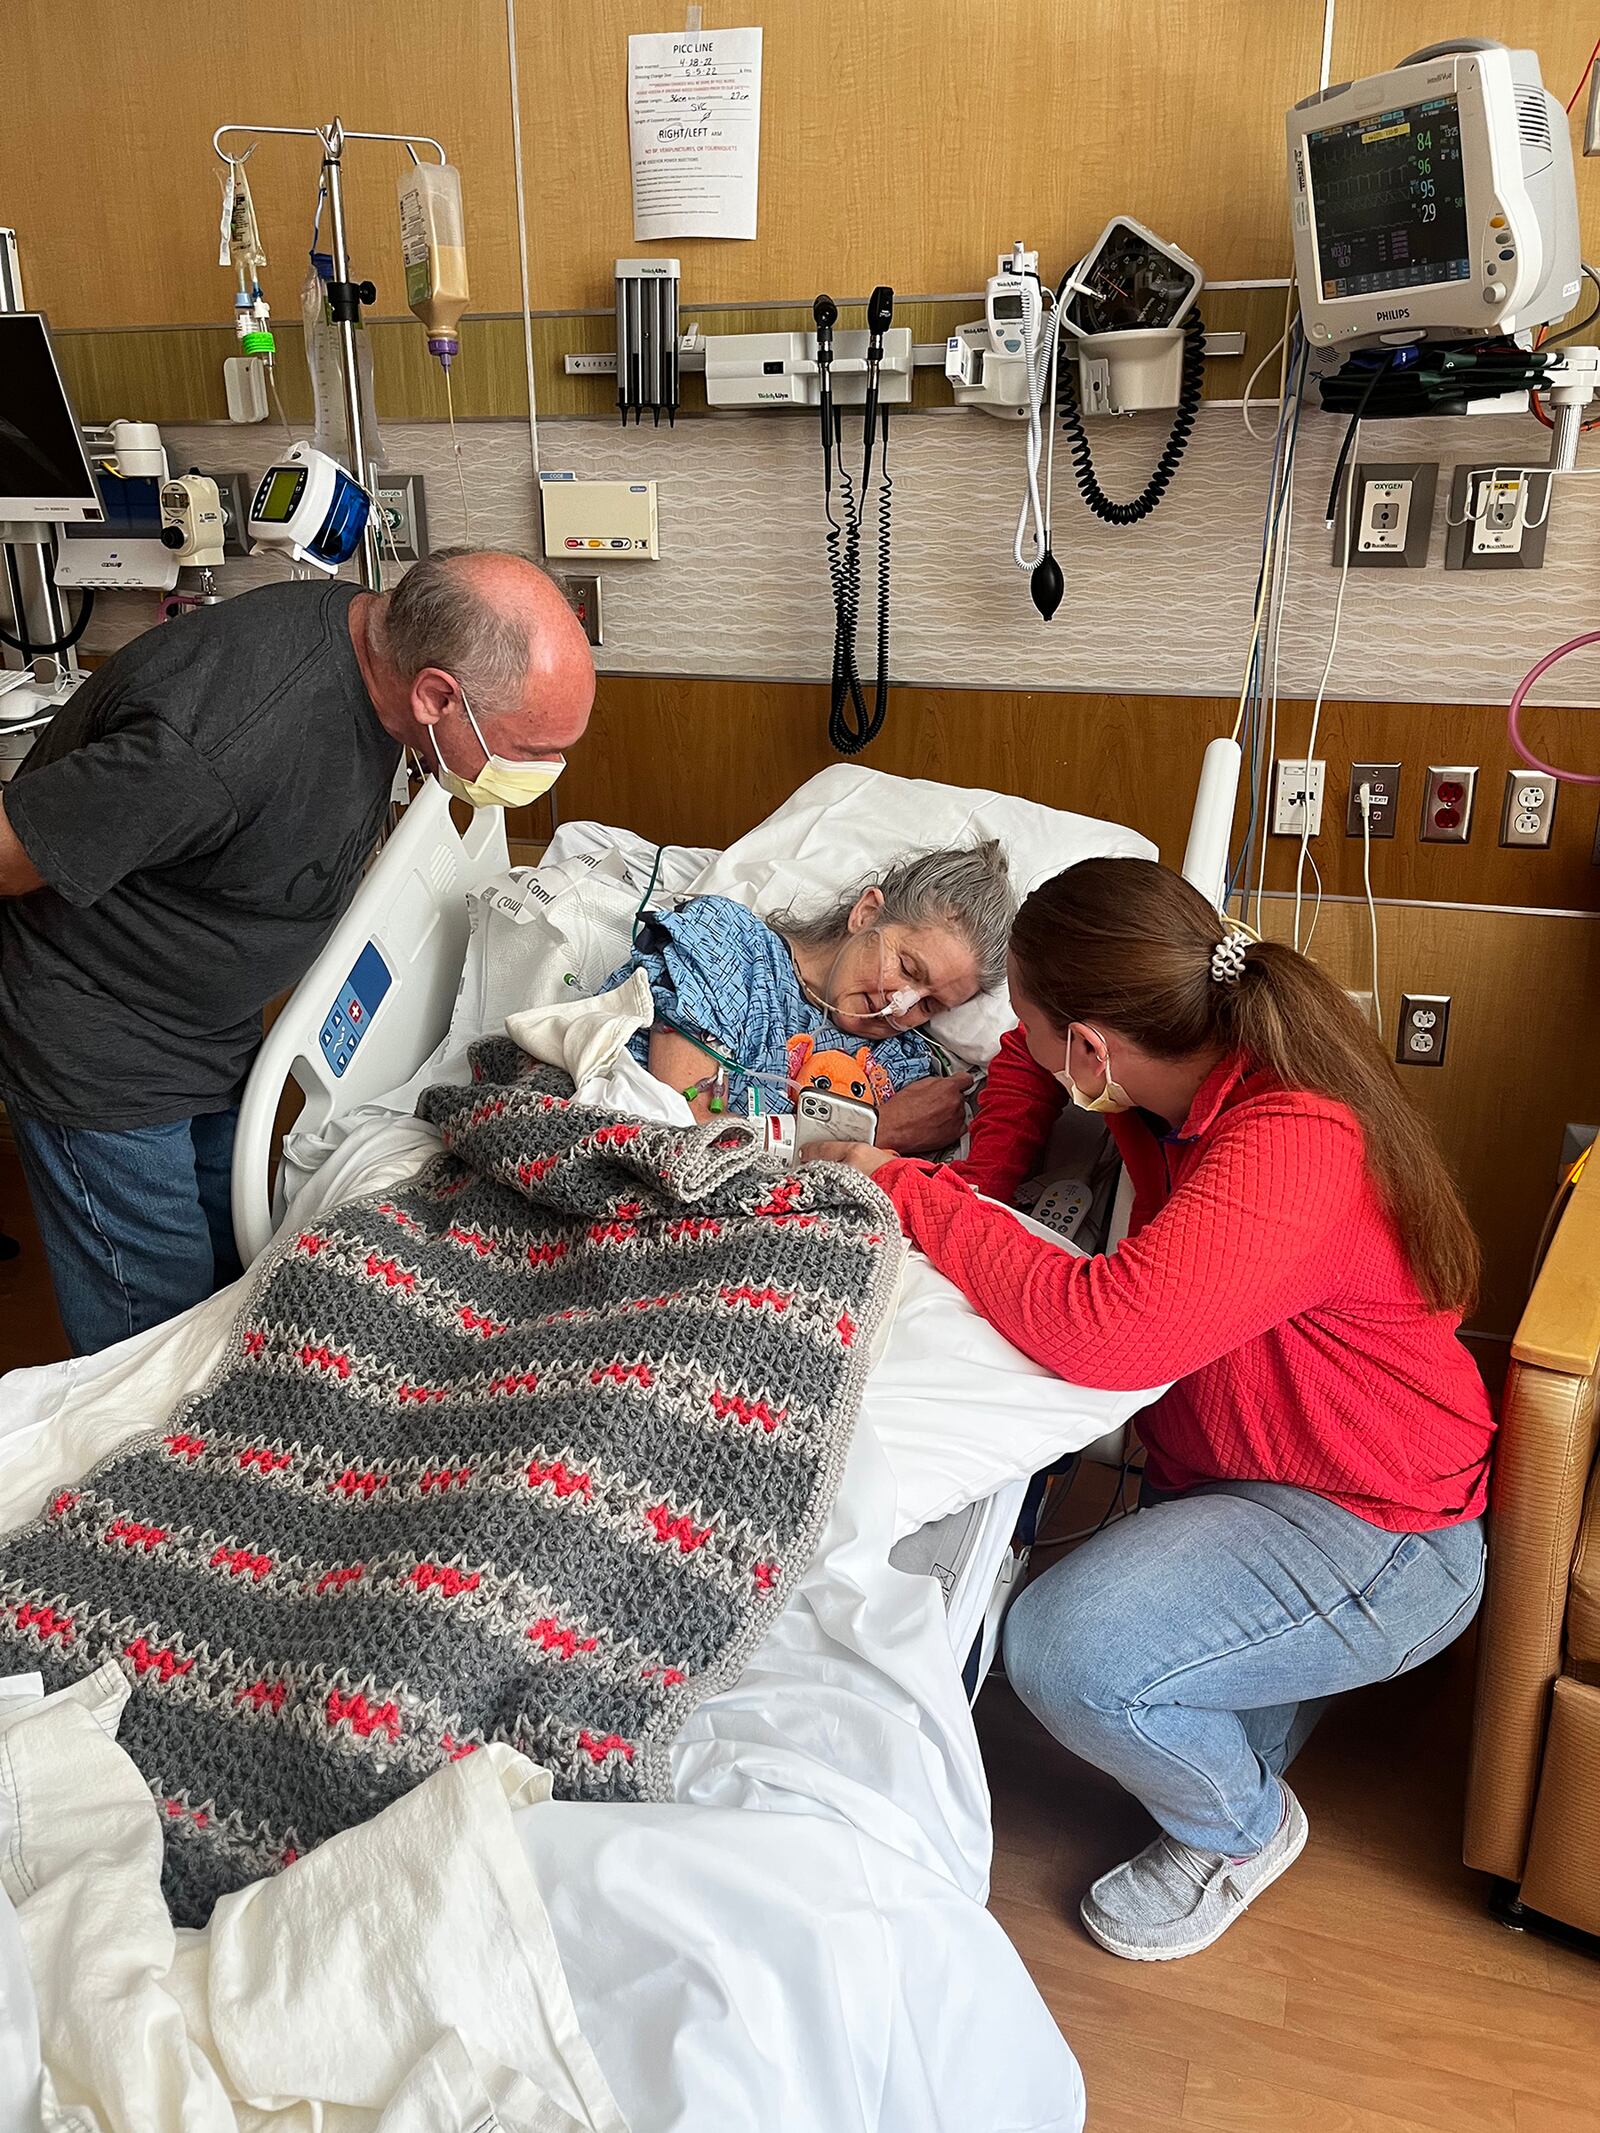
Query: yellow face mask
1054 1025 1133 1114
432 689 566 810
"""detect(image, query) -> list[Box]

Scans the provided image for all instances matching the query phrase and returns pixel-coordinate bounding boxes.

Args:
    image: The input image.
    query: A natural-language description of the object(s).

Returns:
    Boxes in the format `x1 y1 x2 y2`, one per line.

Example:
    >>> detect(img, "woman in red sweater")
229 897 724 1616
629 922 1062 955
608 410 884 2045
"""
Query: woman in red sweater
805 857 1493 1962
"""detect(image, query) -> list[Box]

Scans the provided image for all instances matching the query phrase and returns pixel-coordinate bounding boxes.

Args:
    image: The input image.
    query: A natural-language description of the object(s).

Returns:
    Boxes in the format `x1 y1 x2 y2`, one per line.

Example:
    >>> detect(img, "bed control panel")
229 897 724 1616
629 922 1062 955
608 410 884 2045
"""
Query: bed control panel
318 941 393 1079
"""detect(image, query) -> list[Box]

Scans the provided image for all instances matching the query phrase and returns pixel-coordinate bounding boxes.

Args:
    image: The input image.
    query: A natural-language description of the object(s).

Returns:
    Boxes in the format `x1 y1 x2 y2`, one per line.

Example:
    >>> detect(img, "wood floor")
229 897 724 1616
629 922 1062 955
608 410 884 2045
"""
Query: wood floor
2 1150 1596 2129
976 1565 1600 2133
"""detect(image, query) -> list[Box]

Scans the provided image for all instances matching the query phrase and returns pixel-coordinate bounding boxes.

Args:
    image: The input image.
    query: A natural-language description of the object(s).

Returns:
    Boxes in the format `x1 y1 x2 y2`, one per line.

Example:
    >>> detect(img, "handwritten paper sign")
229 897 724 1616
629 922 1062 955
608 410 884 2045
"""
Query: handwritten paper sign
627 26 762 240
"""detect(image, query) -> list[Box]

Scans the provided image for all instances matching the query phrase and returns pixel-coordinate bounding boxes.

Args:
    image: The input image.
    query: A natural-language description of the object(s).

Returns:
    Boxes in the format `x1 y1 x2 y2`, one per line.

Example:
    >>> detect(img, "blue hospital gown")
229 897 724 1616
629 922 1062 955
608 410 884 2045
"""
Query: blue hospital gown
601 895 934 1117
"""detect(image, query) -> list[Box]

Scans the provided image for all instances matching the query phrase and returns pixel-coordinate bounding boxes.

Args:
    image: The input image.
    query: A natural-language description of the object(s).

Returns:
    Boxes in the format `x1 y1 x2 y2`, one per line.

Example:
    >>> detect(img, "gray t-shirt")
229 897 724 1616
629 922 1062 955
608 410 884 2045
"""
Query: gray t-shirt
0 580 401 1129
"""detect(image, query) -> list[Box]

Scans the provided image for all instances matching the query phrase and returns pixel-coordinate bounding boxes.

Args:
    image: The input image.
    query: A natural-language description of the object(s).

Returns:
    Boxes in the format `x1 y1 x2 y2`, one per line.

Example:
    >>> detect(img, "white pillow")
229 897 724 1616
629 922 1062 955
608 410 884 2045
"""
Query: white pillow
685 765 1155 1063
865 1203 1166 1539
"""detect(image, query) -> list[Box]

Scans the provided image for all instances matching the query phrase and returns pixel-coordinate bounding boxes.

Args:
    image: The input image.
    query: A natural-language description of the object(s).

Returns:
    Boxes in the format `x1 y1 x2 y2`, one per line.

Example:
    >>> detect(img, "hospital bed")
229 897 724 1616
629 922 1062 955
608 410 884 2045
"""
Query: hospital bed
230 768 1152 1684
2 767 1163 2131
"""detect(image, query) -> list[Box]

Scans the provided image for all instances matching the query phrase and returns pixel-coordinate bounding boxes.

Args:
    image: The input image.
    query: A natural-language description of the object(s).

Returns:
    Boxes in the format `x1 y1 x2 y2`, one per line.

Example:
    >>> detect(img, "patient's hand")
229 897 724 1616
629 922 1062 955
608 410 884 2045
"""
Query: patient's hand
875 1074 974 1155
799 1140 898 1178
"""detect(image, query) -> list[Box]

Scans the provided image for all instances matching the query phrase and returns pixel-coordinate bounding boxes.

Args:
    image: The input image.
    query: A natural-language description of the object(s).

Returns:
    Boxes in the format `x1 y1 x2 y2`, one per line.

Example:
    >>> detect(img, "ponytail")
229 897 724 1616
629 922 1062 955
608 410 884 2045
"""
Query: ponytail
1010 859 1480 1315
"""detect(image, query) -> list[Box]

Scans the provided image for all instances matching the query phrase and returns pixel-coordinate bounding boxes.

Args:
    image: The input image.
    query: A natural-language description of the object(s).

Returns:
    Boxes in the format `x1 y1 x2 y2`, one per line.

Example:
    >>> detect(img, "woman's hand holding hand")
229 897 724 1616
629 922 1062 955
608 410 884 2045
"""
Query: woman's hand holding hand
797 1140 900 1178
874 1073 974 1155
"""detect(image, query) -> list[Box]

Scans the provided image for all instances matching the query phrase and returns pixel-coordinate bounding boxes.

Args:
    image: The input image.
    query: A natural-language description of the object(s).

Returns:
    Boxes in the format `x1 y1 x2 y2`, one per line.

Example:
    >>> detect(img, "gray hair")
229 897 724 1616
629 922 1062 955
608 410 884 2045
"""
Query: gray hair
773 839 1015 992
379 547 545 716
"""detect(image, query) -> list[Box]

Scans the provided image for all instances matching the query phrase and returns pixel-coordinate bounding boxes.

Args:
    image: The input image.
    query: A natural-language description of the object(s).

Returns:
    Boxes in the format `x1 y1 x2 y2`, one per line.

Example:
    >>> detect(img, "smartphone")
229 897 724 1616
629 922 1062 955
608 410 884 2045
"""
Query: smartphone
793 1087 879 1149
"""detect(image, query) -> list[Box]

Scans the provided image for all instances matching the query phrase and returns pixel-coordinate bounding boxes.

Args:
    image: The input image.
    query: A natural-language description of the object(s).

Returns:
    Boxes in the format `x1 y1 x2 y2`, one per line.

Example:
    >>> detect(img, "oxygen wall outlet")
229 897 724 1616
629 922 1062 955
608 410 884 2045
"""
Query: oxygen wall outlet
1346 763 1400 838
1500 771 1556 848
371 474 428 562
1272 758 1325 836
1334 462 1436 568
1397 994 1450 1067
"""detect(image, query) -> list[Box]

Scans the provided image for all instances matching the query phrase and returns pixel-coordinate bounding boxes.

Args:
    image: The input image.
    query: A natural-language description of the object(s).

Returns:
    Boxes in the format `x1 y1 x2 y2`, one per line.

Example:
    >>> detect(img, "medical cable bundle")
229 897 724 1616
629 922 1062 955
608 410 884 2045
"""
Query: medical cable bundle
817 286 896 754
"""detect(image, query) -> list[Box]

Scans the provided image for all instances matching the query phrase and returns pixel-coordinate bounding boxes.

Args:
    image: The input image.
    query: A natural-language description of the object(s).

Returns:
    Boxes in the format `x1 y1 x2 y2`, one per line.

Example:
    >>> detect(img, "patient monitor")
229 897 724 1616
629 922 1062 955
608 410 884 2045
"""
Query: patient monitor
1288 40 1580 348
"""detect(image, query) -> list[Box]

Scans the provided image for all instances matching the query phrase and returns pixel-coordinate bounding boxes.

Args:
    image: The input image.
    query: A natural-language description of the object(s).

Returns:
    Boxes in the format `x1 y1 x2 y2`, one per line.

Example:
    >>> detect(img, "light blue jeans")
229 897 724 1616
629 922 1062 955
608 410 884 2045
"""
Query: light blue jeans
1002 1478 1486 1857
9 1107 243 1357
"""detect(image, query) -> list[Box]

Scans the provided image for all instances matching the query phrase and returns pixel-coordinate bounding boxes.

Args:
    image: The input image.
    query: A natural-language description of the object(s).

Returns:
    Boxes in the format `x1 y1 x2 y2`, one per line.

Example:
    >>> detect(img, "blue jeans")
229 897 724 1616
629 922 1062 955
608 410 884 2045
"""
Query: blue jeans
9 1107 243 1357
1002 1479 1486 1857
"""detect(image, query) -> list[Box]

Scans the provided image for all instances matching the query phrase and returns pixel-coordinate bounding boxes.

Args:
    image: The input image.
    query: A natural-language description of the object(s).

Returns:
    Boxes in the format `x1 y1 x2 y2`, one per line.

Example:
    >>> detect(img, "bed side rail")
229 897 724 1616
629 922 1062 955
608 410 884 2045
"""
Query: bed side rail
232 780 508 1265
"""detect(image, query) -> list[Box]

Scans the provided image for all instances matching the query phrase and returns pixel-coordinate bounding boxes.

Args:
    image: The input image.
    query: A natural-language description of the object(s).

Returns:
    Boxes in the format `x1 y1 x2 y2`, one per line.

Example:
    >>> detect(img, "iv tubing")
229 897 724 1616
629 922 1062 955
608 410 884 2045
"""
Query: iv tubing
1508 631 1600 784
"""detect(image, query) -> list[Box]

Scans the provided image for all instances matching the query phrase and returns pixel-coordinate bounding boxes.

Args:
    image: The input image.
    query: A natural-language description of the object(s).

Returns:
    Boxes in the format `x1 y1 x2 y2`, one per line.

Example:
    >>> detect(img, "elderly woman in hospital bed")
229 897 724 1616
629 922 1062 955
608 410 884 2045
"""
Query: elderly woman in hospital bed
600 841 1013 1152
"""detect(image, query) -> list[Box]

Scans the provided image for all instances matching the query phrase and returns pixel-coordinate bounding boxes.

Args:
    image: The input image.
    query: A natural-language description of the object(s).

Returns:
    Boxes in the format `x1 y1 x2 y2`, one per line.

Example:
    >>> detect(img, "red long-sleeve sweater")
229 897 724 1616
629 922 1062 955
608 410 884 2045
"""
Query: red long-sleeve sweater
877 1028 1494 1532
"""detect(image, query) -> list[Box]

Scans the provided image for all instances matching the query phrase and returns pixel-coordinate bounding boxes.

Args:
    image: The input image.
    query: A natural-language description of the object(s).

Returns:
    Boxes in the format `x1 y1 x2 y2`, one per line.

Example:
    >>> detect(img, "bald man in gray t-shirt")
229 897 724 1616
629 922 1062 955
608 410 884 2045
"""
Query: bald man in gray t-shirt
0 552 593 1353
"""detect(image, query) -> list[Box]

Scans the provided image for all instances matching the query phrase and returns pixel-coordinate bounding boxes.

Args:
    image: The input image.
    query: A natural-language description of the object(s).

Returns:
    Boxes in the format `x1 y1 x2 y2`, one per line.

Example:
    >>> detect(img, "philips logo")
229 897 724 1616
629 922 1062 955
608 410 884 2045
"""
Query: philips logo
1376 306 1412 322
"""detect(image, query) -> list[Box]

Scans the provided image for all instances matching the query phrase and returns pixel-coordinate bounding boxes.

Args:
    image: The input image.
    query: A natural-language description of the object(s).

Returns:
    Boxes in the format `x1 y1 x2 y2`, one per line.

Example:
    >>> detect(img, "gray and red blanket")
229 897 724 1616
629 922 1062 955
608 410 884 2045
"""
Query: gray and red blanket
0 1039 902 1923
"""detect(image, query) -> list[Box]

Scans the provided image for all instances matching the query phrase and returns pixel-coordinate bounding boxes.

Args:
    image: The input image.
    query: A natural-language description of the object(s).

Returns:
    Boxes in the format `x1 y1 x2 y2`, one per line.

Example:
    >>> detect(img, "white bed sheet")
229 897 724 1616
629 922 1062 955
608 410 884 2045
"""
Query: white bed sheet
0 1122 1084 2133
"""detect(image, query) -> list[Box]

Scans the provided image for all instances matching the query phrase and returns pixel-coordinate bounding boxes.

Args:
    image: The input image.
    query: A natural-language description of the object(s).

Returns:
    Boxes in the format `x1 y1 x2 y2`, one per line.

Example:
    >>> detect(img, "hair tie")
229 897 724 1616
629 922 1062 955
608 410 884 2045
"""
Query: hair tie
1210 930 1249 986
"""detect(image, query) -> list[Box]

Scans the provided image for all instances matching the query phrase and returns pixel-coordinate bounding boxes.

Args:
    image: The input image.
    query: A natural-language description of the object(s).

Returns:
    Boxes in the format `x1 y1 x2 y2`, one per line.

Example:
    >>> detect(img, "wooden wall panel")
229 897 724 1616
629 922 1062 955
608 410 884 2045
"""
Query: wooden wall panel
49 282 1288 428
1256 896 1600 1339
550 676 1600 912
0 0 521 329
548 674 1600 1337
520 0 1325 310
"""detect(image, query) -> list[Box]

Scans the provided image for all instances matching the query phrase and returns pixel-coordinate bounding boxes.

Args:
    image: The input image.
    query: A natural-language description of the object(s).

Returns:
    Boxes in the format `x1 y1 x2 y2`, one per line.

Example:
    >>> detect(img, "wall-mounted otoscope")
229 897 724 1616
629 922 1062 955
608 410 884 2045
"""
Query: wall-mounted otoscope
822 284 896 755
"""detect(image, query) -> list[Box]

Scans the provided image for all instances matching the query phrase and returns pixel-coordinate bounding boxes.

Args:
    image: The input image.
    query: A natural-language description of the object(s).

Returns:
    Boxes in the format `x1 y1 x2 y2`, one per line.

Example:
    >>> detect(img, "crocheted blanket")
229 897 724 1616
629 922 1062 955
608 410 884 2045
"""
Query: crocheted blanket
0 1040 903 1924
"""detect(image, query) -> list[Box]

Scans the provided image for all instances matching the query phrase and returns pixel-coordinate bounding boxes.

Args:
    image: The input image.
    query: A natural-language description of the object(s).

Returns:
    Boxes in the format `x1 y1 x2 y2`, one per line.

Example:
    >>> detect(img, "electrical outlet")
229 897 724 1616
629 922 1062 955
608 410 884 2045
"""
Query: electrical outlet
1346 763 1400 838
1333 461 1437 568
1272 758 1325 837
1444 465 1551 571
1500 770 1557 849
556 573 603 645
1397 993 1450 1067
1420 764 1478 844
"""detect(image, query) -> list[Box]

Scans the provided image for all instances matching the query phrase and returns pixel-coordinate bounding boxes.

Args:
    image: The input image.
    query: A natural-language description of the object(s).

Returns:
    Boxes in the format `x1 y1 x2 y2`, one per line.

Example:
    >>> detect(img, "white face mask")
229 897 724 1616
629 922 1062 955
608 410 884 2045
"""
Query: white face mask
431 689 565 810
1054 1026 1133 1114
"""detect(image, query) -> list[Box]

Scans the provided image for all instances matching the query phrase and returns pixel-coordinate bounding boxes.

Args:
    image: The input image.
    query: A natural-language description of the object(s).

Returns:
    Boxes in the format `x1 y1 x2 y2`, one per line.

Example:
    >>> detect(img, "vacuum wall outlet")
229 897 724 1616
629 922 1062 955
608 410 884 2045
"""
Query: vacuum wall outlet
1346 763 1400 838
1500 770 1557 848
1397 994 1450 1067
1420 764 1478 843
1272 758 1325 836
556 573 603 645
1333 461 1437 568
1444 465 1551 571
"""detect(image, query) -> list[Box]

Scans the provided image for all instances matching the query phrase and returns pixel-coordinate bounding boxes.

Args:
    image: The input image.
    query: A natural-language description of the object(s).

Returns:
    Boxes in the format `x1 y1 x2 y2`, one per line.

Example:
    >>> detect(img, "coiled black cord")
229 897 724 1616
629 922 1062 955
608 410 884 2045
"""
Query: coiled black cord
1056 307 1206 525
828 411 892 755
0 582 95 657
829 447 865 725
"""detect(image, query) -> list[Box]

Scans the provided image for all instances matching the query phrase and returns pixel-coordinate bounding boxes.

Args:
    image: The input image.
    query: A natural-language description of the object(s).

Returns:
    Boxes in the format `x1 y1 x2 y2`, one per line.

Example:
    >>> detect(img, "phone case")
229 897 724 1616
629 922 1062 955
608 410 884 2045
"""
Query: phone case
793 1088 879 1148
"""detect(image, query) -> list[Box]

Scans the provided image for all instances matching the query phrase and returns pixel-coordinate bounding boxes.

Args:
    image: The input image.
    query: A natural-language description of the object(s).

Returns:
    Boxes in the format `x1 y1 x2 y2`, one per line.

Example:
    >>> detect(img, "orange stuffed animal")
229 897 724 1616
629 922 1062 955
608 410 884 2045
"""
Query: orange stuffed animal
786 1032 894 1109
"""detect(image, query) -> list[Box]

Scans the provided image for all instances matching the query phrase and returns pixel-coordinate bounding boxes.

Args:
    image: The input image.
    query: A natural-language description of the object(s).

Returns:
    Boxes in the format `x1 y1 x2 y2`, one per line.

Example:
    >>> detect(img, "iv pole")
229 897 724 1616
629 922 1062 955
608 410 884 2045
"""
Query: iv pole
212 118 448 592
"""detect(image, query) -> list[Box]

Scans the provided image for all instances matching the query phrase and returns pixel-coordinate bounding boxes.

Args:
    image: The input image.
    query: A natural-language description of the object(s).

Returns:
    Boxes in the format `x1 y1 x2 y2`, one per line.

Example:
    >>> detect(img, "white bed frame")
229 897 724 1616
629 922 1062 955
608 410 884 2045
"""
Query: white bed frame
232 779 508 1264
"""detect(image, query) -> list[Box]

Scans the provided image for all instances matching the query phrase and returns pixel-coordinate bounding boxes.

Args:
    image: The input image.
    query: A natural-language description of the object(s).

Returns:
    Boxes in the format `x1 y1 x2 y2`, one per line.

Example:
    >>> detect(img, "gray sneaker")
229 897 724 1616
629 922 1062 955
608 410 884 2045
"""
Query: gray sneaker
1079 1784 1309 1961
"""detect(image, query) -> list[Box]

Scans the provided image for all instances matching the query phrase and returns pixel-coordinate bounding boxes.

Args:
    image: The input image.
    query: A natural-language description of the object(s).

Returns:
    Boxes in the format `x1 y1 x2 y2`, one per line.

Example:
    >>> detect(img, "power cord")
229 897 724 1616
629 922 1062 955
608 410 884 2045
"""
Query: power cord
1055 307 1206 524
0 585 95 658
1358 781 1383 1040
